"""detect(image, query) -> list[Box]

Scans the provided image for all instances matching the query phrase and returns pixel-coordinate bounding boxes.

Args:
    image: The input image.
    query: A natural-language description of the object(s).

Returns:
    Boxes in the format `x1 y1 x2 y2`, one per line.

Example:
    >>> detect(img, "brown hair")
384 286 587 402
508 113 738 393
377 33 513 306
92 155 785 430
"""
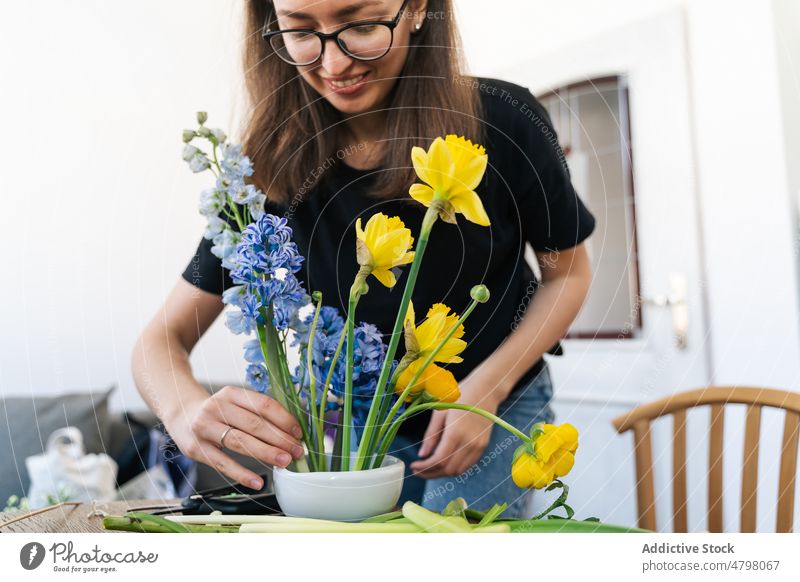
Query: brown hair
241 0 483 205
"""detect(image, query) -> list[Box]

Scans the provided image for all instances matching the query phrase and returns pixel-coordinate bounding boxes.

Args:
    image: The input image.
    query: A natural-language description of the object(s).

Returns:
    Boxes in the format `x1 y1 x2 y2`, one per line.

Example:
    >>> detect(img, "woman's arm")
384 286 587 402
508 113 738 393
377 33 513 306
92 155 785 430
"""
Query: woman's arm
410 243 592 478
132 278 305 489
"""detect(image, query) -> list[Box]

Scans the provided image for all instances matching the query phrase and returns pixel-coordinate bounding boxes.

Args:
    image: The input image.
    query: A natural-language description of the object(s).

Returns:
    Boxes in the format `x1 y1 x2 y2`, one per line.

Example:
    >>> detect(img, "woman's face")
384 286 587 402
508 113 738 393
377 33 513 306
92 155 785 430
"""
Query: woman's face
271 0 425 116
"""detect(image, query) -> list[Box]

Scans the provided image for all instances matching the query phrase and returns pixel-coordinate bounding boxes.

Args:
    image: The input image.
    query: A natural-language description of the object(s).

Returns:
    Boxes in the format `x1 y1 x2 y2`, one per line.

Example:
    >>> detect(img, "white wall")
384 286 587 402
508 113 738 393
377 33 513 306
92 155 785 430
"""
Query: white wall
0 1 250 411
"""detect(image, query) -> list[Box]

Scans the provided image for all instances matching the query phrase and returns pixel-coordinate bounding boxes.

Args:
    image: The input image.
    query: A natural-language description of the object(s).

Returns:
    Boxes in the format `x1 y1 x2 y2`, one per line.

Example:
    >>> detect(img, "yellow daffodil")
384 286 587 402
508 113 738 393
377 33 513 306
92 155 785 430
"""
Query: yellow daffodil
395 358 460 403
409 135 490 226
511 423 579 489
403 302 466 362
355 213 415 288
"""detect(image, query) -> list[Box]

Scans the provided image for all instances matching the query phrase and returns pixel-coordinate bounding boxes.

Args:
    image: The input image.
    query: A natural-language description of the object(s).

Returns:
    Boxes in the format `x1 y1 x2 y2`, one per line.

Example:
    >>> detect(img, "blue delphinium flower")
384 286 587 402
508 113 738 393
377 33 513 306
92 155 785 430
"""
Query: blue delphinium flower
220 143 254 178
211 228 242 271
198 189 226 217
243 338 264 364
246 363 270 393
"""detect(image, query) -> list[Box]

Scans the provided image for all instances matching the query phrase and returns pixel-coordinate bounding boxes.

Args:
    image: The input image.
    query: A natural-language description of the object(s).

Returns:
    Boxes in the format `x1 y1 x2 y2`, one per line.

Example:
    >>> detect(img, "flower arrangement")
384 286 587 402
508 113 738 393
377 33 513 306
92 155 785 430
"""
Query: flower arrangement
181 112 579 492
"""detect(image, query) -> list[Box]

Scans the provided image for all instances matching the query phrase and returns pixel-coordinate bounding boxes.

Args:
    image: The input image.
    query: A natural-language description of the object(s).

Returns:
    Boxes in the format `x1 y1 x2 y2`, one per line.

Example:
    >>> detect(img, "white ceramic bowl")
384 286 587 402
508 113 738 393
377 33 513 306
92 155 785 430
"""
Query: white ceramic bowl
273 455 405 521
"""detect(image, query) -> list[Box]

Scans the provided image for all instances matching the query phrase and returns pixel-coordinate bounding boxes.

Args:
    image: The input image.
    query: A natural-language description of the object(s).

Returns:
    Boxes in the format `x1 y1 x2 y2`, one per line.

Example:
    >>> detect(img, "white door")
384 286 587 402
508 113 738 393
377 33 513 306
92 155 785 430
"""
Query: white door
500 9 713 529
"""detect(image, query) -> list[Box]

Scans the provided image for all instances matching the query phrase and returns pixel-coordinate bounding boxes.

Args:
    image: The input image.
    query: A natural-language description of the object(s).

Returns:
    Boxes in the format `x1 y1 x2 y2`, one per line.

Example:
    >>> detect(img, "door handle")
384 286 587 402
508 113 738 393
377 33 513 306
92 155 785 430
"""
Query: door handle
640 273 688 350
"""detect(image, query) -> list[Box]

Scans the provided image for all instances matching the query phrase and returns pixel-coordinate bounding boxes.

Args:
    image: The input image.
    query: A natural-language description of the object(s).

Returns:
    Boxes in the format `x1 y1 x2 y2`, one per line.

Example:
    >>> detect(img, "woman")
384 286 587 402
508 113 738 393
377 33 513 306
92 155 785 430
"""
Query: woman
133 0 594 518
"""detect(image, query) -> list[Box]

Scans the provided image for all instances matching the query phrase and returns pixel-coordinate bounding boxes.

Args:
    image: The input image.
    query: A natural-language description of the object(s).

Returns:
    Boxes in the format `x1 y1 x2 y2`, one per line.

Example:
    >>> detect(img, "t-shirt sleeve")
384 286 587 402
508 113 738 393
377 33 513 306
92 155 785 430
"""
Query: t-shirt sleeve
181 235 233 296
512 90 596 252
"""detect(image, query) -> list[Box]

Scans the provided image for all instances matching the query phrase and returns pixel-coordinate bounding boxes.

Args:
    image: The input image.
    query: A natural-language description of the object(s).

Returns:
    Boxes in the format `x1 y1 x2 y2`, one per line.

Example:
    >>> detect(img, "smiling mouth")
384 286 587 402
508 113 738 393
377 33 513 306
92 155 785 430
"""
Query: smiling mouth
328 73 367 88
323 72 370 94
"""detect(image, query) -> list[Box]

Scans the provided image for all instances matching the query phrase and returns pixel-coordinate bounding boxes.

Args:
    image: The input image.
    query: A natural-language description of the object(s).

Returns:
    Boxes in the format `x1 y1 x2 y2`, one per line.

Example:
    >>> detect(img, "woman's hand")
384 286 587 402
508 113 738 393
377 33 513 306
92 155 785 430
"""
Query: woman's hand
165 385 305 490
410 371 512 479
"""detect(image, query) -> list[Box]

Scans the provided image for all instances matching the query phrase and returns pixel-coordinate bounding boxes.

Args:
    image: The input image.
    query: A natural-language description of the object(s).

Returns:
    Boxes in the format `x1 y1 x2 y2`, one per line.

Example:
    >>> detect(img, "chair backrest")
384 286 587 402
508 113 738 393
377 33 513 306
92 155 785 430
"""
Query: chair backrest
612 386 800 532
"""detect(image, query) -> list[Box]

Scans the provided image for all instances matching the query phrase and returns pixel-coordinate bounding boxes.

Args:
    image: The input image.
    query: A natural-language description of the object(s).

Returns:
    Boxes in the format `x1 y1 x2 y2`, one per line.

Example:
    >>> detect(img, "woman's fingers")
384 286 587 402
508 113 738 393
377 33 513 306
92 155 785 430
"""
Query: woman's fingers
193 441 265 490
224 387 303 439
219 403 304 459
411 431 458 477
417 410 447 458
207 421 294 468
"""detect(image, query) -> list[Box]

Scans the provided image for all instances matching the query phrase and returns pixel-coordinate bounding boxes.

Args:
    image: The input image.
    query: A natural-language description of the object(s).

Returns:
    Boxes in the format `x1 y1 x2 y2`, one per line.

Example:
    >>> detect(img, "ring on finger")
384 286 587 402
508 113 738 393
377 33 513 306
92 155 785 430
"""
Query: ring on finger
219 425 235 449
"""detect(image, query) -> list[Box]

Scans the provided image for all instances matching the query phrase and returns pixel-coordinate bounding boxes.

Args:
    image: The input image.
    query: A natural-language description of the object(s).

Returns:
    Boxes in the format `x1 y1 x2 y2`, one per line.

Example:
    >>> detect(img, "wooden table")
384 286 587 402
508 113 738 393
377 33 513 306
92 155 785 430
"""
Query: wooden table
0 500 180 533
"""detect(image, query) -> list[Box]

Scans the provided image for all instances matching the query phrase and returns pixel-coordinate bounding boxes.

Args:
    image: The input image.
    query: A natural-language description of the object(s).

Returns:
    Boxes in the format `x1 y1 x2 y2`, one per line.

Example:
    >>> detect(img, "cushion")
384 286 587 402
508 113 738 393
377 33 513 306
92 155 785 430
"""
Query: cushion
0 388 114 503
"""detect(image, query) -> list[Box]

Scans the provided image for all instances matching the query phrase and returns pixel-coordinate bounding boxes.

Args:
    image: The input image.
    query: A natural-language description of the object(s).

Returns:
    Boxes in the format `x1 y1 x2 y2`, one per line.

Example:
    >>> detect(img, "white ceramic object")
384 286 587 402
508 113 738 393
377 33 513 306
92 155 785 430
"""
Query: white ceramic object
273 455 405 521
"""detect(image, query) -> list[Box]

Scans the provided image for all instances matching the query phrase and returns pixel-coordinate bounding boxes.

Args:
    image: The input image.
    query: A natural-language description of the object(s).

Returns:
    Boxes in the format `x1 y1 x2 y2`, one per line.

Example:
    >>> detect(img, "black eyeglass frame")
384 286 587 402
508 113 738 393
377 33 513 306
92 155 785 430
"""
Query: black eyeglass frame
262 0 412 66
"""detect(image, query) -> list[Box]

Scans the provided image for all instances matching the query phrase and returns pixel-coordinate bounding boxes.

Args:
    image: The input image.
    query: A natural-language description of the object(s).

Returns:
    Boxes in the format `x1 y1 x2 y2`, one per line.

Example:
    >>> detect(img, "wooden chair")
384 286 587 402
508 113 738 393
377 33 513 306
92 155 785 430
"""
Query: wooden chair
612 386 800 532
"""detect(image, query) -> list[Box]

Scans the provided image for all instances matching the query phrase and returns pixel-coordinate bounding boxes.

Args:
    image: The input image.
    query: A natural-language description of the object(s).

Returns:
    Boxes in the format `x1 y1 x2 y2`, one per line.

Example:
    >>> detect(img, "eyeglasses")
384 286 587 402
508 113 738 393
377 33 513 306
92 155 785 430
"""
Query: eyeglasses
262 0 410 66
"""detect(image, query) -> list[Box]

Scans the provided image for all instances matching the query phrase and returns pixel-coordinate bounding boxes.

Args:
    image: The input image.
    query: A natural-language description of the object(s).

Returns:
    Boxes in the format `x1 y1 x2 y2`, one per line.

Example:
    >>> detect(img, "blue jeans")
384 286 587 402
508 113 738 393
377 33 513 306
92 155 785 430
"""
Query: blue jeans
387 364 554 519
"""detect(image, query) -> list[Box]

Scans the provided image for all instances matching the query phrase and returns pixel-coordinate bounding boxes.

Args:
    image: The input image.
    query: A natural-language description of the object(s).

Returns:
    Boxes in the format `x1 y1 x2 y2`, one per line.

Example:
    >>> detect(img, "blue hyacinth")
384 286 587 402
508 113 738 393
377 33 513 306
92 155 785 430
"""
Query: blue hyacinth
292 313 401 438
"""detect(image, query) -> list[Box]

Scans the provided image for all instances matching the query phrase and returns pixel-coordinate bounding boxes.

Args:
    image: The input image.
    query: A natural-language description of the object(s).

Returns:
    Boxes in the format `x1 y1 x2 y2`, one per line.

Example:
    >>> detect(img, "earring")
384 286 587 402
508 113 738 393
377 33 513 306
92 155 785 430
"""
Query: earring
415 22 422 31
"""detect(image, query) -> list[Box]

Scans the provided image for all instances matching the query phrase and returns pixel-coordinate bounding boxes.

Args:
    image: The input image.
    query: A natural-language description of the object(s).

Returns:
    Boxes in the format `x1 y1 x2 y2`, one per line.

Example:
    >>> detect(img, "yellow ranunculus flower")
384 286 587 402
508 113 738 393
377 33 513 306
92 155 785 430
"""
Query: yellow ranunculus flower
355 213 415 288
511 423 579 489
409 135 491 226
404 302 467 363
395 358 460 403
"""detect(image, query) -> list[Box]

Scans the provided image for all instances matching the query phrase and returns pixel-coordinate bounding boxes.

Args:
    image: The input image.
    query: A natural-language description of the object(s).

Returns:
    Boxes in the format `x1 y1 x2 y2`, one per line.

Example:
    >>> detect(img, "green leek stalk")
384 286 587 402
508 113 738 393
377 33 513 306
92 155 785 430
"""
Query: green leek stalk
503 519 648 533
402 501 472 533
354 201 443 470
240 522 423 533
102 513 237 533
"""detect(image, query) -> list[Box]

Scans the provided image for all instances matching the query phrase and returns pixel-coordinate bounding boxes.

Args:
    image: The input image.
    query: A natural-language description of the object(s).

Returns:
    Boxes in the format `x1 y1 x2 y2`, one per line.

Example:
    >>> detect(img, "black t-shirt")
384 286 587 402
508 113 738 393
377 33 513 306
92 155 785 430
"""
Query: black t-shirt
182 78 595 439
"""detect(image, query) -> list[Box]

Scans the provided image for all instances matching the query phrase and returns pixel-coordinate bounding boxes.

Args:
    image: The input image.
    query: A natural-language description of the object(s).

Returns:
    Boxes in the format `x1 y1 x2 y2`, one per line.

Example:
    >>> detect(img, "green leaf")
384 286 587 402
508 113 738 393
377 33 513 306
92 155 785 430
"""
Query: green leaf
529 422 546 442
511 443 530 463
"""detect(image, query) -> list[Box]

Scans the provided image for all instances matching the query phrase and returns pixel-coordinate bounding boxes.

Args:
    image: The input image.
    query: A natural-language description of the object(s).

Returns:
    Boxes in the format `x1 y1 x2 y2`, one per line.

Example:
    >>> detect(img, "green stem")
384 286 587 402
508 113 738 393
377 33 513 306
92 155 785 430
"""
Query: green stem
275 324 320 472
305 293 325 469
341 267 370 471
228 197 246 231
360 360 409 460
371 297 481 455
354 202 441 470
373 402 529 468
258 304 316 472
317 321 347 451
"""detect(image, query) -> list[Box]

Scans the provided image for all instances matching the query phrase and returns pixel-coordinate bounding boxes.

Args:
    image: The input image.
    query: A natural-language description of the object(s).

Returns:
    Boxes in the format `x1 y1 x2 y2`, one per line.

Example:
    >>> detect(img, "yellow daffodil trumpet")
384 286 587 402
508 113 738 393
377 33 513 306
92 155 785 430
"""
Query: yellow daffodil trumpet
355 213 415 288
410 135 491 227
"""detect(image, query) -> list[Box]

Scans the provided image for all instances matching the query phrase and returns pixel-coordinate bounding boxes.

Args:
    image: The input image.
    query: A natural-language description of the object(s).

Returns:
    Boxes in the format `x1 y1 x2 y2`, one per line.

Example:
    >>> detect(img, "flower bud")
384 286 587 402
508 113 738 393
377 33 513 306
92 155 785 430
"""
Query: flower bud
311 290 322 303
182 129 195 143
182 144 199 162
197 126 212 138
196 111 208 125
210 128 227 144
470 284 490 303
